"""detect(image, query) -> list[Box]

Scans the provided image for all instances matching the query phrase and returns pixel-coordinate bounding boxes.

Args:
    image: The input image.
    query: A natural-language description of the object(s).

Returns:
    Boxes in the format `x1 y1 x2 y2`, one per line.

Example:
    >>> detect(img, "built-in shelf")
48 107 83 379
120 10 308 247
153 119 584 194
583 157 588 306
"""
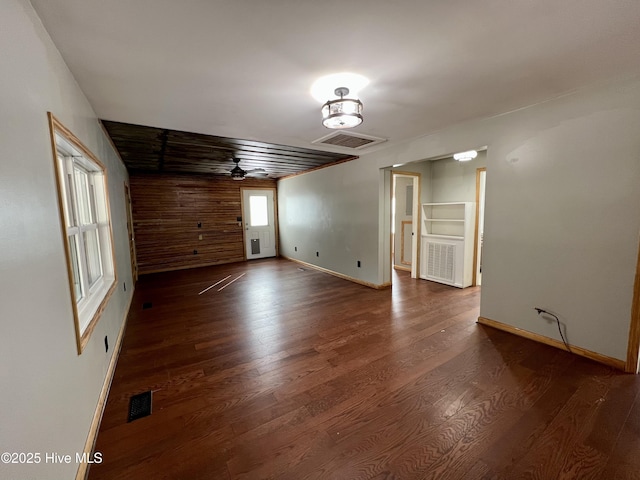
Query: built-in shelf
420 202 475 288
424 234 464 240
425 218 465 222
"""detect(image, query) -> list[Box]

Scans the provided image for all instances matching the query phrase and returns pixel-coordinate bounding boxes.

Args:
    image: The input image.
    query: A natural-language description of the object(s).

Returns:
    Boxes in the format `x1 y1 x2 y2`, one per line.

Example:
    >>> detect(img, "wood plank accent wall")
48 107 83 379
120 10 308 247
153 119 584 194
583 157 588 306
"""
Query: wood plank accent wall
129 173 276 274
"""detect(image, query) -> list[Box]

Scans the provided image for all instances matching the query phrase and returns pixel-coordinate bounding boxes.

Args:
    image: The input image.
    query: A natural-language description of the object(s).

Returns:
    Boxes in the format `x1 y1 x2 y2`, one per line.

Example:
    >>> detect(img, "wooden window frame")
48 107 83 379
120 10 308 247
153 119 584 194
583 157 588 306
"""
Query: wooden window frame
48 113 117 354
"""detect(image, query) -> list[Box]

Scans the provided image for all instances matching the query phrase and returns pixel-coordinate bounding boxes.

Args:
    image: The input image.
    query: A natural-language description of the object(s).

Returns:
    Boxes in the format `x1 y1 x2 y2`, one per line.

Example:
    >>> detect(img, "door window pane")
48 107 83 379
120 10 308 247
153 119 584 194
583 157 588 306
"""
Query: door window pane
249 195 269 227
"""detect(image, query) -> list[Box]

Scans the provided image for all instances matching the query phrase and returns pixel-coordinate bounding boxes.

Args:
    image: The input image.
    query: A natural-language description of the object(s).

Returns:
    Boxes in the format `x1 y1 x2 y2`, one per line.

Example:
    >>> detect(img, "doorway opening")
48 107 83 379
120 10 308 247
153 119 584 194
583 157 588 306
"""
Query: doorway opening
625 238 640 373
241 188 277 260
391 172 420 280
124 183 138 283
381 149 487 289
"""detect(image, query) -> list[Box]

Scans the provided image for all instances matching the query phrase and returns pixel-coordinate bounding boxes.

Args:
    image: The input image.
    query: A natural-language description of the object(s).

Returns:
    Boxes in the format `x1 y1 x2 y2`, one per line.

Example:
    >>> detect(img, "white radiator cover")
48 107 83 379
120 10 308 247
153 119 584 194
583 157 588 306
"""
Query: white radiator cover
421 237 467 287
426 242 455 282
419 202 475 288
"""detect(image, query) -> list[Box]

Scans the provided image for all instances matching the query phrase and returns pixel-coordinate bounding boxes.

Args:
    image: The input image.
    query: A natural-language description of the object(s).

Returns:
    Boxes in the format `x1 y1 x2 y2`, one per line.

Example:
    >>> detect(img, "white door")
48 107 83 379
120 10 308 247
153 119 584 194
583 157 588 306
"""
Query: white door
242 189 277 260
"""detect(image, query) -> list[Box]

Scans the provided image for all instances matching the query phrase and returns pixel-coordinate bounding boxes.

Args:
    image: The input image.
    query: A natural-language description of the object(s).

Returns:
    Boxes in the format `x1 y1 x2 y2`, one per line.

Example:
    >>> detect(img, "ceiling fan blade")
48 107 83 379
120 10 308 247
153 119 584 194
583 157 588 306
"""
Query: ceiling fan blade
246 167 268 176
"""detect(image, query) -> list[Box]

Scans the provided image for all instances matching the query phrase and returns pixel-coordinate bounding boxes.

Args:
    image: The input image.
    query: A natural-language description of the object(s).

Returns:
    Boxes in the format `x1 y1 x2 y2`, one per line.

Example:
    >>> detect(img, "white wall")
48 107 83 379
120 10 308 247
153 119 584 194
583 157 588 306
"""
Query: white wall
430 150 487 203
278 160 380 283
0 1 132 479
278 78 640 361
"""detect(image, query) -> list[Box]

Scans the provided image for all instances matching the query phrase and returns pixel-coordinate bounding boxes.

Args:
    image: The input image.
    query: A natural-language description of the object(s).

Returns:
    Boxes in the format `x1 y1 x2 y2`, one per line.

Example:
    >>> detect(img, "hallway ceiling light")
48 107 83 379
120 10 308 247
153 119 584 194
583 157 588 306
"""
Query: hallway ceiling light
453 150 478 162
321 87 363 129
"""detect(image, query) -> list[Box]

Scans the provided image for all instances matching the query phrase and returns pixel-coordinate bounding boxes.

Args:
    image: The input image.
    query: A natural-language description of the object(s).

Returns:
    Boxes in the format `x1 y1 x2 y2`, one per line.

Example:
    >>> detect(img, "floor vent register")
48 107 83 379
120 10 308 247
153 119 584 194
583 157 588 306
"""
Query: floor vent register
128 391 152 422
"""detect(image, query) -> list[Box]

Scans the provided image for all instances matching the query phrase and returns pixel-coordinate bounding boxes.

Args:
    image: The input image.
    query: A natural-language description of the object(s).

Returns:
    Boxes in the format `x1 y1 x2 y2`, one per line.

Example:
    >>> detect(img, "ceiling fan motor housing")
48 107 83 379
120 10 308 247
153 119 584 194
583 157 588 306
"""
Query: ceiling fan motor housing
230 158 246 180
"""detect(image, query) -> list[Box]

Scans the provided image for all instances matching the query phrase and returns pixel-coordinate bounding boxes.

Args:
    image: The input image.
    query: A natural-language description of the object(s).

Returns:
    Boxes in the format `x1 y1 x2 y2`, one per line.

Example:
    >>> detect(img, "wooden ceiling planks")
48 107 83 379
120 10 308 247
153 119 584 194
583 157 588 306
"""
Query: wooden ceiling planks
101 120 356 178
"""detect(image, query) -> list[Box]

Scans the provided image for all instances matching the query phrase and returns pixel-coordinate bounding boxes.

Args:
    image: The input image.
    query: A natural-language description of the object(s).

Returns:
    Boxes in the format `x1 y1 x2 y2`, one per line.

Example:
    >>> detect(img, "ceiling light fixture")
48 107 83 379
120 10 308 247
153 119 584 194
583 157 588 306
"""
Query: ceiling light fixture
322 87 363 129
453 150 478 162
230 158 246 181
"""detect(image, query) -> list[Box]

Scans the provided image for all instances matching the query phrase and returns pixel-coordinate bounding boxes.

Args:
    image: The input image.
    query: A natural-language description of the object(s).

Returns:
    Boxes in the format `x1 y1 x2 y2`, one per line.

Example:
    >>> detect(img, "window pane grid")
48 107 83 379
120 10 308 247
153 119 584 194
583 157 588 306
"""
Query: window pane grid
66 163 104 292
52 117 116 353
54 132 114 349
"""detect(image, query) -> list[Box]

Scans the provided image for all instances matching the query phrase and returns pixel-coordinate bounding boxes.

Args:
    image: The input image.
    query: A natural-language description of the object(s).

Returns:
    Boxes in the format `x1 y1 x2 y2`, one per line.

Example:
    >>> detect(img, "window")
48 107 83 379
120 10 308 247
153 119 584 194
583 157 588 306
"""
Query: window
48 113 116 354
249 195 269 226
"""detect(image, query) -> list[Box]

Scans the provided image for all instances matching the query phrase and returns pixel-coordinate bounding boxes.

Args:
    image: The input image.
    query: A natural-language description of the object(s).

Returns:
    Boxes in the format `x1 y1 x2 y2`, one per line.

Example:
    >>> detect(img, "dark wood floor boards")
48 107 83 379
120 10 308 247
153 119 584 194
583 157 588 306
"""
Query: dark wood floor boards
600 392 640 479
310 337 553 479
89 258 640 480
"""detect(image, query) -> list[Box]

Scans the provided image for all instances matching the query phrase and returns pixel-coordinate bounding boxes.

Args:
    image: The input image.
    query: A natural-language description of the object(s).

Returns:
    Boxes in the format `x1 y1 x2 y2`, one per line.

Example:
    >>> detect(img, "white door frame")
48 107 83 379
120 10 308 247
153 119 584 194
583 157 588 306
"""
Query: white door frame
240 187 278 260
473 168 486 286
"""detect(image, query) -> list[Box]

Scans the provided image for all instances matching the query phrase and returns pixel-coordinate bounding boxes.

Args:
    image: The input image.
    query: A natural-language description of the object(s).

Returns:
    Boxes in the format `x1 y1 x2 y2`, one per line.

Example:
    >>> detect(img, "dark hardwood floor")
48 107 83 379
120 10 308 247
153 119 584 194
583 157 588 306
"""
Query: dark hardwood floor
89 258 640 479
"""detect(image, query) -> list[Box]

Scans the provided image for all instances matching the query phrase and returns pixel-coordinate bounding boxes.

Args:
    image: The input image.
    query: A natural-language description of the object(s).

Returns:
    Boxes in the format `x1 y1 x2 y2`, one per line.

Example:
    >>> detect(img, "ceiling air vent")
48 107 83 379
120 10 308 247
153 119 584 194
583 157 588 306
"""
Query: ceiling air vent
312 131 386 150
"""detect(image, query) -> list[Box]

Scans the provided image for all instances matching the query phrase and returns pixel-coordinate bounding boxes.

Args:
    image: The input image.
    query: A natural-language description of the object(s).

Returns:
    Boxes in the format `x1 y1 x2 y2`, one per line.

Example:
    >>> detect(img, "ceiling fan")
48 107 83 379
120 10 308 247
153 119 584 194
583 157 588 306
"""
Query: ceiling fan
229 158 269 181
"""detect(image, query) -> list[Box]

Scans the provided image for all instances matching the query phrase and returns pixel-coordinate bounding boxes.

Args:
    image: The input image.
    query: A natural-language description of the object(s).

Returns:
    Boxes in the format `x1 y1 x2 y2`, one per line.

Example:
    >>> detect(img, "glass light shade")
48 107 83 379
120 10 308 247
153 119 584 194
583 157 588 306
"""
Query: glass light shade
453 150 478 162
321 98 363 129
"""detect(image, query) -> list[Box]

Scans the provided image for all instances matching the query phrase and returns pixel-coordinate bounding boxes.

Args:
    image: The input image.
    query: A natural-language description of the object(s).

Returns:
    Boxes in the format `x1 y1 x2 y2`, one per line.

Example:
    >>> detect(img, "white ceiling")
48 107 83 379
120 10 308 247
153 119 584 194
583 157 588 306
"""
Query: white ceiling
31 0 640 155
